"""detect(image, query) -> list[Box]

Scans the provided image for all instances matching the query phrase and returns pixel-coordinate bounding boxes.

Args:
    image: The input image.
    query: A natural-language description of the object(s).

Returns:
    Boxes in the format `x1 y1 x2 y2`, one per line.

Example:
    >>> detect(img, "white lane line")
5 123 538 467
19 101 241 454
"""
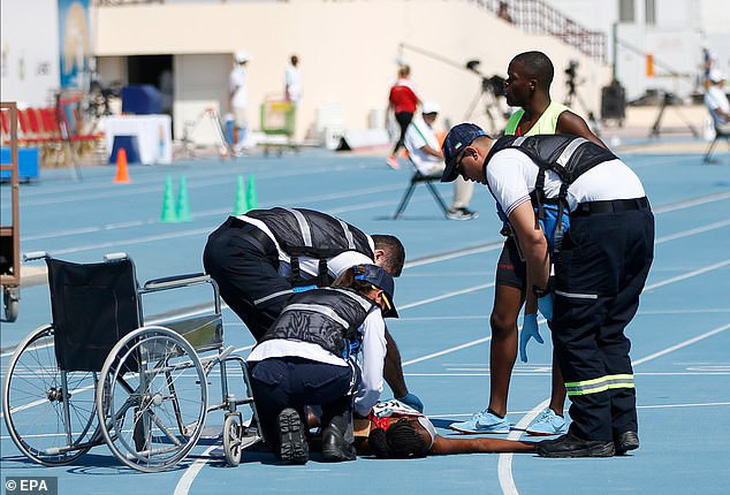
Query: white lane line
642 259 730 292
405 371 730 377
655 218 730 244
652 190 730 214
173 445 219 495
498 321 730 495
402 337 492 367
399 283 495 311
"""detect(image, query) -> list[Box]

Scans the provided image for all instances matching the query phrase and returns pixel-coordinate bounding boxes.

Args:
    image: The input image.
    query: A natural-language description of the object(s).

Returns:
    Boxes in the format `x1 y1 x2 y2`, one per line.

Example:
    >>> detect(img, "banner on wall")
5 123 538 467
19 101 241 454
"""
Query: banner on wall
58 0 90 89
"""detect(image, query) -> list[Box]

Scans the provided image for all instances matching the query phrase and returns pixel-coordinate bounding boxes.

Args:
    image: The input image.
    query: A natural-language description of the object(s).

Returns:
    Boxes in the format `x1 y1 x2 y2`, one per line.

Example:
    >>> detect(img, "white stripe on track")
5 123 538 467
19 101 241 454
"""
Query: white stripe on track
174 445 220 495
498 320 730 495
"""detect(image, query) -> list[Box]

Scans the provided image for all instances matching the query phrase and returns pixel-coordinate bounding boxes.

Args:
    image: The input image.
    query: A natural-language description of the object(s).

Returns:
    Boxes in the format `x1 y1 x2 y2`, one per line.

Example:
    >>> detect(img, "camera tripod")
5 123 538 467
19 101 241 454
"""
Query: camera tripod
649 92 699 138
463 76 508 135
563 72 601 135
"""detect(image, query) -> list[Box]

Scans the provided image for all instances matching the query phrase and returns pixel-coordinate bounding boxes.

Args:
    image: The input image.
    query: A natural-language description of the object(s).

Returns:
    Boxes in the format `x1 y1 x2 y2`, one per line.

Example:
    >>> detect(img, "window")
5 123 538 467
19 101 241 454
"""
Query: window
619 0 635 23
645 0 656 25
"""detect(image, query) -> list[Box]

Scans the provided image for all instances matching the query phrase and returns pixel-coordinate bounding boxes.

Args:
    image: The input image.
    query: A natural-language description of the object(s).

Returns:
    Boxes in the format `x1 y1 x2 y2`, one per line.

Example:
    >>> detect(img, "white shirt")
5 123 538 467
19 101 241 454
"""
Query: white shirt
486 148 646 216
230 66 248 108
285 64 302 103
247 309 387 416
403 116 442 174
705 86 729 122
236 215 375 280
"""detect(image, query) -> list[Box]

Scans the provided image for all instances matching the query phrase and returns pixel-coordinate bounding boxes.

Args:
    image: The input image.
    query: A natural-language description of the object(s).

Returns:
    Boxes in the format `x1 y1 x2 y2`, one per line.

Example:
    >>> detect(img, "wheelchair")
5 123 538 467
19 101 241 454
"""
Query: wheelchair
2 252 263 472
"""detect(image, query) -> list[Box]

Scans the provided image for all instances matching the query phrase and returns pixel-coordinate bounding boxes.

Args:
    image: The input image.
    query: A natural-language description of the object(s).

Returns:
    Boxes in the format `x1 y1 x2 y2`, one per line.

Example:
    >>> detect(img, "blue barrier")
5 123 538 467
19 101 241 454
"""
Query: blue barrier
0 147 40 182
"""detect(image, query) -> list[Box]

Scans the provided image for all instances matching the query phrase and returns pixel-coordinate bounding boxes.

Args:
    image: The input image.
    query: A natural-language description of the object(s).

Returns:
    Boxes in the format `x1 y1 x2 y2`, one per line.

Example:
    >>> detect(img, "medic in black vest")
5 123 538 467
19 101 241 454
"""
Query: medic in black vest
441 124 654 458
247 264 397 464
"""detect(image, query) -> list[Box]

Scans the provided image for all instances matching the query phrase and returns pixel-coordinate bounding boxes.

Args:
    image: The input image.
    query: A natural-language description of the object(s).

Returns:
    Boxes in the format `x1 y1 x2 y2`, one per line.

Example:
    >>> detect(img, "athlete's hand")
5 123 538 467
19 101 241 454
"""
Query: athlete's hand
537 293 554 322
519 314 544 363
396 392 424 413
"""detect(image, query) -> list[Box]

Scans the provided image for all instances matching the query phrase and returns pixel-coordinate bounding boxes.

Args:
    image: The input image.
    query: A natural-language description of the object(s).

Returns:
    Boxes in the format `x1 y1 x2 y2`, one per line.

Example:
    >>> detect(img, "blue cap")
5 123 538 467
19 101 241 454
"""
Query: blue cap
354 264 398 318
441 123 488 182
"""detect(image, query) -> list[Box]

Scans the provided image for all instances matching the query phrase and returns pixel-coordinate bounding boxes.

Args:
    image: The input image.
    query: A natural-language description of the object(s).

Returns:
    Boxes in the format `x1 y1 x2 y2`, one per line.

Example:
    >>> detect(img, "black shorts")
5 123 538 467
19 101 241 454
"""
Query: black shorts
495 236 527 291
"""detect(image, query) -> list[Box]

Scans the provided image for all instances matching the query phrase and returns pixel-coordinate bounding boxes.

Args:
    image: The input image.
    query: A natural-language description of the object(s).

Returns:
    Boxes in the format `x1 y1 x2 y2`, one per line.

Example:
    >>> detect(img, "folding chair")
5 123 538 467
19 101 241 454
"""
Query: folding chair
704 105 730 163
393 158 449 219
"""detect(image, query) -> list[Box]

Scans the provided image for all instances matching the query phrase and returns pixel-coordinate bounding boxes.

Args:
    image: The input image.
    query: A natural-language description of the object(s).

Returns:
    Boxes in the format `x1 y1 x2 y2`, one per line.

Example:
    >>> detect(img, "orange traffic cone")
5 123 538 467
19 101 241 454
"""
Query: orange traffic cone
113 148 131 184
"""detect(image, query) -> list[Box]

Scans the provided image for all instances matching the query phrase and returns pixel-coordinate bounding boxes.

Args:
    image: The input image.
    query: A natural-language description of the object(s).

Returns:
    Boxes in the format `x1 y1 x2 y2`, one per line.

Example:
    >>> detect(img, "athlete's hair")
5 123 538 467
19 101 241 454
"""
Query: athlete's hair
331 266 378 296
398 65 411 78
371 235 405 277
511 51 554 89
368 419 430 459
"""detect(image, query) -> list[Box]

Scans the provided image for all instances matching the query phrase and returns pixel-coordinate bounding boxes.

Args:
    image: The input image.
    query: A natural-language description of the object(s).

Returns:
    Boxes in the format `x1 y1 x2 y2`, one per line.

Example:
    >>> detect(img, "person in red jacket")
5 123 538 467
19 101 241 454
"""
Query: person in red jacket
386 65 421 169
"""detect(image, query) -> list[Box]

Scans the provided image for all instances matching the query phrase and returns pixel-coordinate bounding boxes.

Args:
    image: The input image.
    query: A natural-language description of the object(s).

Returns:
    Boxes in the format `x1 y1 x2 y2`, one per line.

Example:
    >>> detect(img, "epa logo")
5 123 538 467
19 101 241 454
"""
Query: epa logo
5 477 57 495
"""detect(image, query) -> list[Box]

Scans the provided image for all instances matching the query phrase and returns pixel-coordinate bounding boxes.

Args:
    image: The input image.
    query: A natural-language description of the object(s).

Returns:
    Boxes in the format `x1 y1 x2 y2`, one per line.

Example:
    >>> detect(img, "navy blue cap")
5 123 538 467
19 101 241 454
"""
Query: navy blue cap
354 264 398 318
441 123 488 182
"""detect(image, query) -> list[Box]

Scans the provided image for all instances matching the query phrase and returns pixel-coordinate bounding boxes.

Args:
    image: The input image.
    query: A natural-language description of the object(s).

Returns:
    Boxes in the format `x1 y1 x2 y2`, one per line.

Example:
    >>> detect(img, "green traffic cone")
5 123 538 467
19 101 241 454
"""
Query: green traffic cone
246 174 258 211
233 175 247 215
176 175 191 222
161 175 178 223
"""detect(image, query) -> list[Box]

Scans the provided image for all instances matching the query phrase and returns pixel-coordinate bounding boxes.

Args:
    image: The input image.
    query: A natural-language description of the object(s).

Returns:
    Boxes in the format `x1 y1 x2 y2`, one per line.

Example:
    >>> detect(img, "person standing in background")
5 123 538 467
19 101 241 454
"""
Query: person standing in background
230 51 251 150
386 65 421 170
285 54 302 107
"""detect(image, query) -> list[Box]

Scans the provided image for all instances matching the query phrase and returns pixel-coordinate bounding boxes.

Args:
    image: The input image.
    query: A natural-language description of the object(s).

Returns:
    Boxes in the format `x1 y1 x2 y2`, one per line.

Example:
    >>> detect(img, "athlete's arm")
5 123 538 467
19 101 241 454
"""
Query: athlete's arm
557 111 607 148
419 144 444 160
430 435 536 455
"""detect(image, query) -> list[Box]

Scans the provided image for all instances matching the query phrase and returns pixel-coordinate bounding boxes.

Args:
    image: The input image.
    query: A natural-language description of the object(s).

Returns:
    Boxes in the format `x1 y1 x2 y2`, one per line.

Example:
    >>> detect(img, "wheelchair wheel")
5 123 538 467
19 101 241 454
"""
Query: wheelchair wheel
3 325 97 465
96 326 207 472
223 414 242 467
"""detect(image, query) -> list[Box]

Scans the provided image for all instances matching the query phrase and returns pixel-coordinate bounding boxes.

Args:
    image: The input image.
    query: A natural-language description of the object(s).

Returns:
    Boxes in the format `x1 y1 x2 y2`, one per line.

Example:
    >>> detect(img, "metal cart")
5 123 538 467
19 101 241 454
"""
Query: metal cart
0 101 20 322
259 96 298 156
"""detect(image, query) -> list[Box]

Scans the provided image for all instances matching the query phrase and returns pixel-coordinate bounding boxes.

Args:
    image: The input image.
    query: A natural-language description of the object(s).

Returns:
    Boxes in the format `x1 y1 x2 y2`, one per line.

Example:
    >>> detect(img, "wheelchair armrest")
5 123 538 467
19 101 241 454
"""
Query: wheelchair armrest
143 273 212 291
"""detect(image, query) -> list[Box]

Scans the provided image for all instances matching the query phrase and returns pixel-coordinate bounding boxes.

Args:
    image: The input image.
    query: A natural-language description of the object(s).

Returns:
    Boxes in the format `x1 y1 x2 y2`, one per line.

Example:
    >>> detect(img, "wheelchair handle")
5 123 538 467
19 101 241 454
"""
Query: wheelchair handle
143 273 212 291
23 251 49 262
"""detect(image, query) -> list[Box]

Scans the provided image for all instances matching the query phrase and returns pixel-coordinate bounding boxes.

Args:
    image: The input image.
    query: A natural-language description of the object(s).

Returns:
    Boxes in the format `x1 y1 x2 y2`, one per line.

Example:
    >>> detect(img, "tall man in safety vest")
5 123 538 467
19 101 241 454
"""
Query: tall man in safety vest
441 124 654 457
203 207 423 412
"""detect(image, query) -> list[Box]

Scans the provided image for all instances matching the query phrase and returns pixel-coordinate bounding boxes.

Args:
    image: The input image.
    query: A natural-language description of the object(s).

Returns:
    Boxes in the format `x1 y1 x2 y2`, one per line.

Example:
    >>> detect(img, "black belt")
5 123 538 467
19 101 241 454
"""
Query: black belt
227 216 277 254
572 197 649 217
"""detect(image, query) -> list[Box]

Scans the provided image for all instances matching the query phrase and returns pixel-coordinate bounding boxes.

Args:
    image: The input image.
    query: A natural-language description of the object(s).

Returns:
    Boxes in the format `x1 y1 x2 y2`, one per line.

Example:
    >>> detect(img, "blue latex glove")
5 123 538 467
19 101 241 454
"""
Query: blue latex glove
537 293 554 322
396 392 424 413
519 313 544 363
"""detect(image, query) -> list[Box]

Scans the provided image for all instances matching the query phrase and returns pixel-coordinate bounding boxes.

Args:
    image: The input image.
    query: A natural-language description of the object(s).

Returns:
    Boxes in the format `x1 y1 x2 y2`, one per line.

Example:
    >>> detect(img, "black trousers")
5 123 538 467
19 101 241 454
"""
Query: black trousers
552 206 654 442
249 357 354 449
203 217 291 341
392 111 414 155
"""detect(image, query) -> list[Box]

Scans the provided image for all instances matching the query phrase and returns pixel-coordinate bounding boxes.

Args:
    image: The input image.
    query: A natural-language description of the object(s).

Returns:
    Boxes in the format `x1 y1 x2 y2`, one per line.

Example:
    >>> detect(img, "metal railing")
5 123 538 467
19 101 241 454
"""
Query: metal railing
474 0 607 64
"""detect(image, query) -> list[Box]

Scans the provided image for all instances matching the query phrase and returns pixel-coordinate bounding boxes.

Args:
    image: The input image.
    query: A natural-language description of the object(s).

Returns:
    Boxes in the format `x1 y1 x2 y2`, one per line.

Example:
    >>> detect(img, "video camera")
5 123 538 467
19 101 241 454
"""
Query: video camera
466 60 506 97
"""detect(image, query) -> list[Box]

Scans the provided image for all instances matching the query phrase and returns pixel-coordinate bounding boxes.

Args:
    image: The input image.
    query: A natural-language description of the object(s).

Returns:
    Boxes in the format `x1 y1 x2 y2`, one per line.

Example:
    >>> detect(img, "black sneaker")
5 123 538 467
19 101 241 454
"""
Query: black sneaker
322 422 356 462
446 207 479 221
614 430 640 455
536 432 615 458
277 408 309 464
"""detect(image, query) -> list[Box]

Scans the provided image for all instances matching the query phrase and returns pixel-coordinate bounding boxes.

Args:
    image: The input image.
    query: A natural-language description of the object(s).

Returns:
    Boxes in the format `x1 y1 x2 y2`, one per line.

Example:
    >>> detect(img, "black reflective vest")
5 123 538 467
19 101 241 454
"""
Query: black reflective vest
485 134 617 251
242 208 374 286
258 288 377 359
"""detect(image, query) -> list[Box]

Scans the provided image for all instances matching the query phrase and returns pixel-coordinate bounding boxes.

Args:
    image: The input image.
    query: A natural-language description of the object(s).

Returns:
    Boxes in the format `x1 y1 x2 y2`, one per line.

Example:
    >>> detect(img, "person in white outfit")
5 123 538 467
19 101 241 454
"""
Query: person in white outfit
403 102 478 220
230 51 251 148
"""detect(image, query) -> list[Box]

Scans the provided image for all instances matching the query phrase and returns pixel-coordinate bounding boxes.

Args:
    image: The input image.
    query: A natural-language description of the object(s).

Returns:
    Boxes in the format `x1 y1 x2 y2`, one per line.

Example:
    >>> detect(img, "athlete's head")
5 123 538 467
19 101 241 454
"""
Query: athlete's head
505 51 554 106
368 418 431 459
371 235 405 277
398 65 411 78
332 264 398 318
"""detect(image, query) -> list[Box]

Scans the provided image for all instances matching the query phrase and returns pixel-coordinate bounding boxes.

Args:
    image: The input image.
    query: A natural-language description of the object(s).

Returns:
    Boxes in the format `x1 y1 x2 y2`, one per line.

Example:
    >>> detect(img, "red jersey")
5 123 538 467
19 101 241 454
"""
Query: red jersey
389 79 420 114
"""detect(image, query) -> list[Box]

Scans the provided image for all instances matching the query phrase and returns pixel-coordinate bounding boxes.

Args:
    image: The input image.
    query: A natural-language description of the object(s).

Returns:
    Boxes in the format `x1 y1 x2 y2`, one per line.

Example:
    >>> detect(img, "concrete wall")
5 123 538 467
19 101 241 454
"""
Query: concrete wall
93 0 611 142
0 0 60 106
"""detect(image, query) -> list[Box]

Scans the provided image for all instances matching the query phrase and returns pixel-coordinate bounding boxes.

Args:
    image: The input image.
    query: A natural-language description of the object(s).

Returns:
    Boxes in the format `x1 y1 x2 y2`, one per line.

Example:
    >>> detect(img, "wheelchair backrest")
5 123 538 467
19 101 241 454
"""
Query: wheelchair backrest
46 257 143 372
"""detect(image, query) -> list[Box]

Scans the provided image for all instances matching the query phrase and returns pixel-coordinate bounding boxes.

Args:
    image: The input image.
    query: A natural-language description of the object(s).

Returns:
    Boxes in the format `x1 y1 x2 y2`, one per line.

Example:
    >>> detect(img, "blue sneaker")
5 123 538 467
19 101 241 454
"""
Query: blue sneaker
450 409 511 434
526 408 567 436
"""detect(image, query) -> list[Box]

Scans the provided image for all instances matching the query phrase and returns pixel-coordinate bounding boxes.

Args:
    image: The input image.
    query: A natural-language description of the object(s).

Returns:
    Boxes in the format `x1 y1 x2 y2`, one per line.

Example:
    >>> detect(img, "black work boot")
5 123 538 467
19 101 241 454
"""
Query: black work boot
536 432 615 458
322 422 356 462
614 430 640 455
277 408 309 464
